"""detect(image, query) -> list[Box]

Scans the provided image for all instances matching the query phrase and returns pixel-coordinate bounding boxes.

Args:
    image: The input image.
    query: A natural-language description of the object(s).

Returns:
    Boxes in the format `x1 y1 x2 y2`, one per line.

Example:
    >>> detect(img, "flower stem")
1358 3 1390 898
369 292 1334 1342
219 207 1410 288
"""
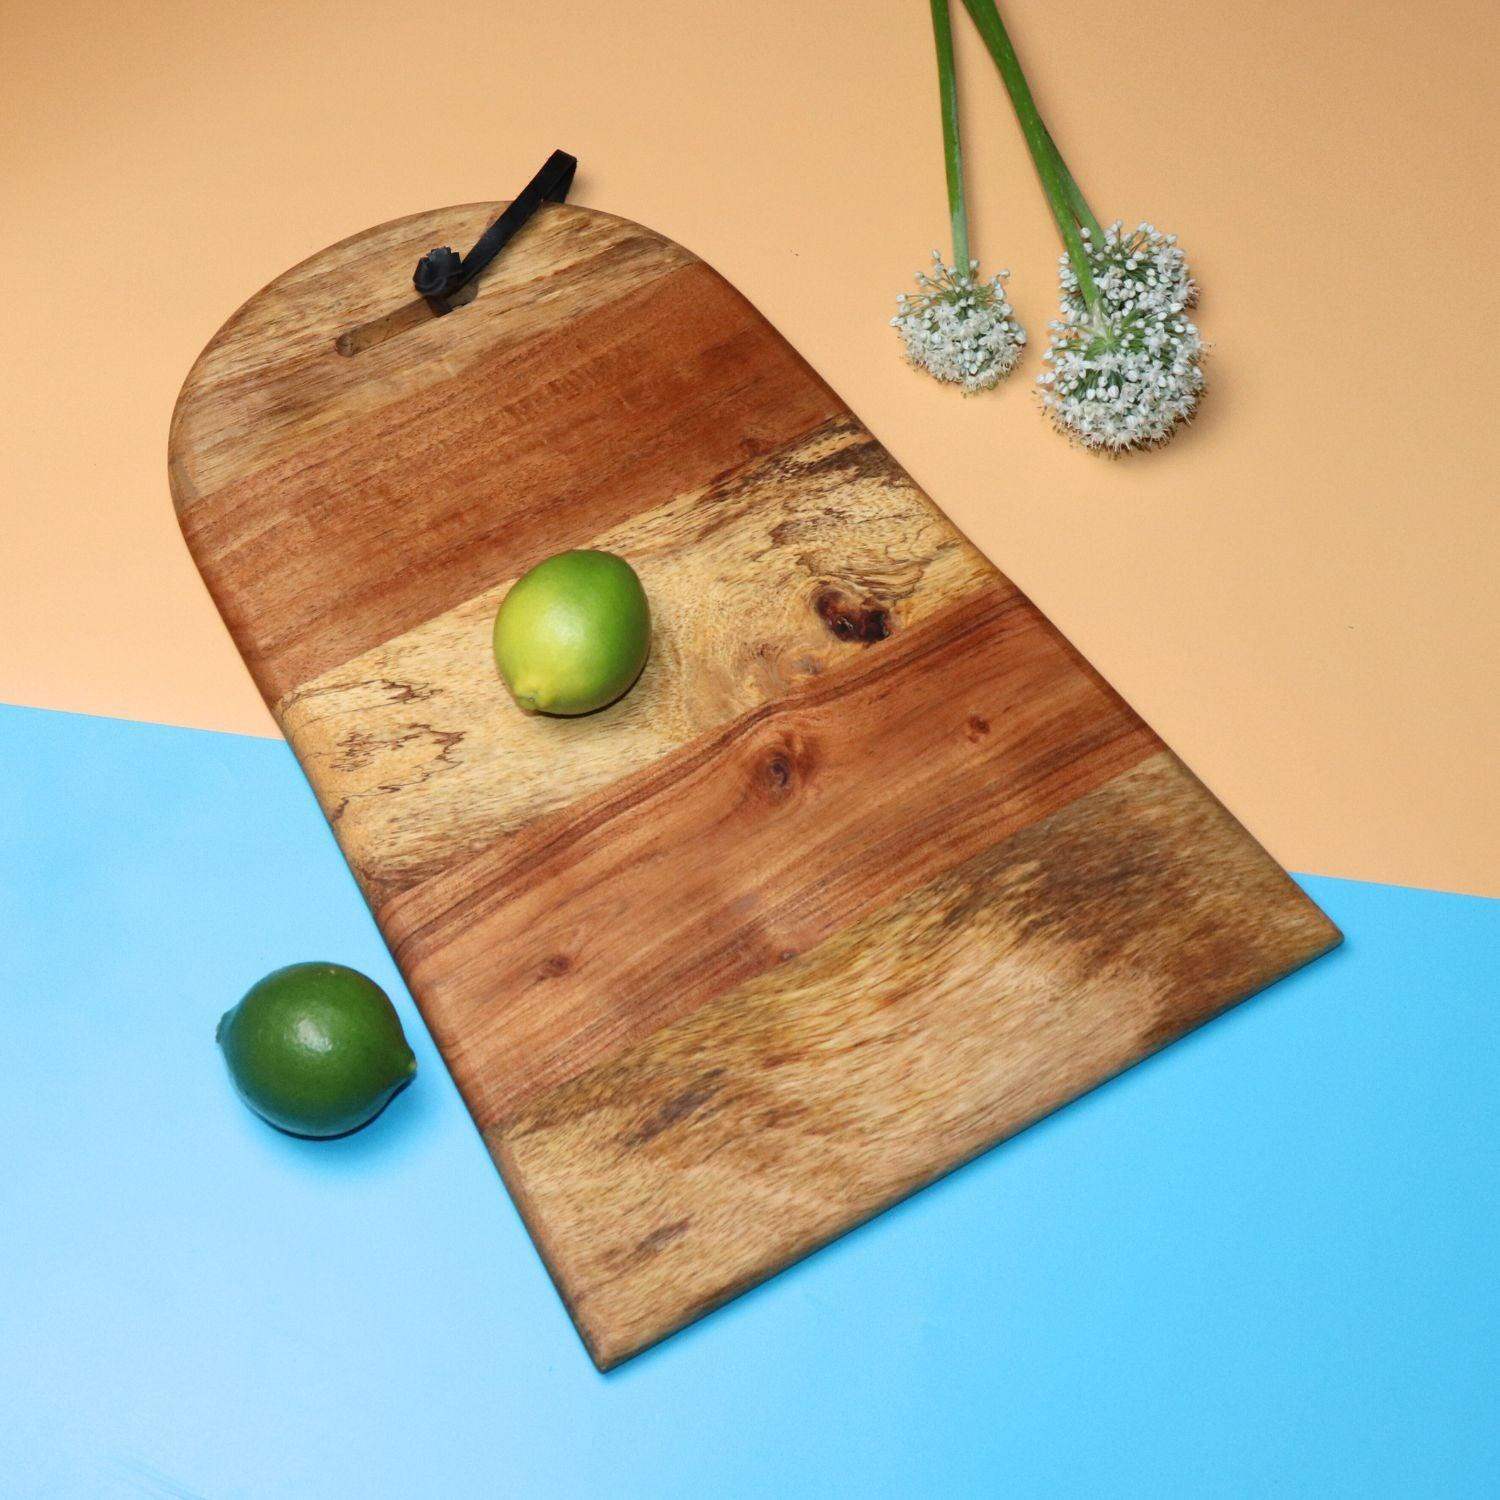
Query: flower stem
930 0 970 272
959 0 1099 309
1043 126 1104 244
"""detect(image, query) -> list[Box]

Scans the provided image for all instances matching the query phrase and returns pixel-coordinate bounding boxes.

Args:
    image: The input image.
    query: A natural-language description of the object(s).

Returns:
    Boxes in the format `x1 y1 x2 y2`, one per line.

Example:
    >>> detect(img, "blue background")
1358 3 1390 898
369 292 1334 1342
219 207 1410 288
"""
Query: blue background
2 703 1494 1497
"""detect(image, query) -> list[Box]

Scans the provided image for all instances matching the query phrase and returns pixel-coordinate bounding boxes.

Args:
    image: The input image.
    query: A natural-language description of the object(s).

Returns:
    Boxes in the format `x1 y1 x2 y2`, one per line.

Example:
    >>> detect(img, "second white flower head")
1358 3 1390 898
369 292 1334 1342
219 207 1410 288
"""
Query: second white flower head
893 252 1027 393
1040 222 1205 452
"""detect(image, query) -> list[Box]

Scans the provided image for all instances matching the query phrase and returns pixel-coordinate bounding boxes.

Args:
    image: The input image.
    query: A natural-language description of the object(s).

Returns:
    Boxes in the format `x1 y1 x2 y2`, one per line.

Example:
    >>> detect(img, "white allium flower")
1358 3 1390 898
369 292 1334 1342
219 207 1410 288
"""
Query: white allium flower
1067 220 1197 309
893 251 1027 393
1038 221 1205 452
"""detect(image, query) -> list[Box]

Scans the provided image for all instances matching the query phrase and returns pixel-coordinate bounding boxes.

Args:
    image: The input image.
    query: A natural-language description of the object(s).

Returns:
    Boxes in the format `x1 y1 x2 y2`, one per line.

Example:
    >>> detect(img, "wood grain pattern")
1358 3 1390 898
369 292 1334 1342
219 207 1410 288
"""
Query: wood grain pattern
387 581 1160 1123
169 201 1340 1369
175 217 838 702
278 418 996 907
170 203 687 501
500 751 1337 1367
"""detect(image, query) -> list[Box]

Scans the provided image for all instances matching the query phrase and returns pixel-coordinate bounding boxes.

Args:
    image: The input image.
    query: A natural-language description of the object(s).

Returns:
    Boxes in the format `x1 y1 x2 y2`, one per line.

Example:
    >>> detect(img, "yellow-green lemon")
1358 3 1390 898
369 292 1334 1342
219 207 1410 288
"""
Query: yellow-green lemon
493 550 650 715
216 963 417 1137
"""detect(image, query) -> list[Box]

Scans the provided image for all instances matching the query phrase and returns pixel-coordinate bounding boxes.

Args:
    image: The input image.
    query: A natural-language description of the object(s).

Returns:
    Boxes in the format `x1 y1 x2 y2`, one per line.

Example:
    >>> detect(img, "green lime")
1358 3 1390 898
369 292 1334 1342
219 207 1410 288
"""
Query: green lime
216 963 417 1137
493 549 650 715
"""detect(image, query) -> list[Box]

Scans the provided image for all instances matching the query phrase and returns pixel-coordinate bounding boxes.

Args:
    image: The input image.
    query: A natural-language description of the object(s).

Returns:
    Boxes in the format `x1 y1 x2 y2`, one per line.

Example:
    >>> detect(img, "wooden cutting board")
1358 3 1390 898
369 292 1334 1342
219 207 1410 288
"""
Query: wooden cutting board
169 199 1340 1368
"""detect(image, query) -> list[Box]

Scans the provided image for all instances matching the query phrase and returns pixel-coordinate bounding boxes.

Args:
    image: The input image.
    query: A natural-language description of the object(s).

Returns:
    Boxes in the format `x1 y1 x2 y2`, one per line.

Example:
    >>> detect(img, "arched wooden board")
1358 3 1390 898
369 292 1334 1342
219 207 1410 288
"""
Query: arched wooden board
170 200 1339 1369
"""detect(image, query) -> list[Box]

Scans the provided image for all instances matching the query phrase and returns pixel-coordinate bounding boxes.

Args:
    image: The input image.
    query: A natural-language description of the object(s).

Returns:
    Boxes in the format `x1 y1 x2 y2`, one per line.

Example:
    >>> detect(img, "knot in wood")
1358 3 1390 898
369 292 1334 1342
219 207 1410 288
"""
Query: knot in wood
761 750 795 795
813 588 891 644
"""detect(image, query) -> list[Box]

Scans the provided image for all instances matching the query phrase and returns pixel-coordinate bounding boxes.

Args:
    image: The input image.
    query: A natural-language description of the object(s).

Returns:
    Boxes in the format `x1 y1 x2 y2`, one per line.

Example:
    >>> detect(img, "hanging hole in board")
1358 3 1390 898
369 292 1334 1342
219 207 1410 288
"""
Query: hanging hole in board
334 280 479 357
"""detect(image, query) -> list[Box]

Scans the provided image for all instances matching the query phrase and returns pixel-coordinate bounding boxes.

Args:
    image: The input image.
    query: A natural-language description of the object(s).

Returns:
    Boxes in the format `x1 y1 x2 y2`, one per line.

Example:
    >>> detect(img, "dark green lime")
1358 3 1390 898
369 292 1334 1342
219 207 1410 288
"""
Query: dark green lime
216 962 417 1137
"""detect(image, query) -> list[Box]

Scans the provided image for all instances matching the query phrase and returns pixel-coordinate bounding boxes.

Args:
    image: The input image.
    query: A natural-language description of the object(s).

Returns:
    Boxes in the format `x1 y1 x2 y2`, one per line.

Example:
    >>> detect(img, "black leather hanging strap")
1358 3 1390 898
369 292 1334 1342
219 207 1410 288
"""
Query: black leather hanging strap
412 149 578 313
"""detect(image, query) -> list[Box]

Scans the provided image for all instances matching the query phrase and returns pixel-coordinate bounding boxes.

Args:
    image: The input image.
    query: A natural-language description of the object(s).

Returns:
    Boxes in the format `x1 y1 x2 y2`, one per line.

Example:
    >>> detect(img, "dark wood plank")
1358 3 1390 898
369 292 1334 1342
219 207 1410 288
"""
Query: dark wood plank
178 257 844 702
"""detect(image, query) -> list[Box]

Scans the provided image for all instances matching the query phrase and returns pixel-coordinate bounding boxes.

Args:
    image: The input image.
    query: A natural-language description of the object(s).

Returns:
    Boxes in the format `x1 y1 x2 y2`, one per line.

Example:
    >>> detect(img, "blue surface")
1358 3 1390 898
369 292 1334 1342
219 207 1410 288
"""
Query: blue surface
1 701 1494 1498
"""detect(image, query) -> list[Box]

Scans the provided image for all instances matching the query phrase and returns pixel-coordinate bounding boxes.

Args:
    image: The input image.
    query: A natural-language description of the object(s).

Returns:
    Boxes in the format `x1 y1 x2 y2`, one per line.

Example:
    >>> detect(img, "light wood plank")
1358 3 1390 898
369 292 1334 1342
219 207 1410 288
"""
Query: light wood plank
277 419 996 904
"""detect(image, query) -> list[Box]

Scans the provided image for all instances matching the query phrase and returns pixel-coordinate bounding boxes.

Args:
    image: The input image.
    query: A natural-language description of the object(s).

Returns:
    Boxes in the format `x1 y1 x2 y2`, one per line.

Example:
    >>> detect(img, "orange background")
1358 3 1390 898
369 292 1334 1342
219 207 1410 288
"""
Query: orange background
3 0 1495 896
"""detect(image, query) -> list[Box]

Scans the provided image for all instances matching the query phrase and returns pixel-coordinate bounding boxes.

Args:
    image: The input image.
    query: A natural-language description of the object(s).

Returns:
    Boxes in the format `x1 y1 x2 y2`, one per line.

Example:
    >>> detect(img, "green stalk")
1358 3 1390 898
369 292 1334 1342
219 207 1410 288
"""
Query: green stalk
1043 126 1104 244
929 0 970 272
959 0 1100 310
